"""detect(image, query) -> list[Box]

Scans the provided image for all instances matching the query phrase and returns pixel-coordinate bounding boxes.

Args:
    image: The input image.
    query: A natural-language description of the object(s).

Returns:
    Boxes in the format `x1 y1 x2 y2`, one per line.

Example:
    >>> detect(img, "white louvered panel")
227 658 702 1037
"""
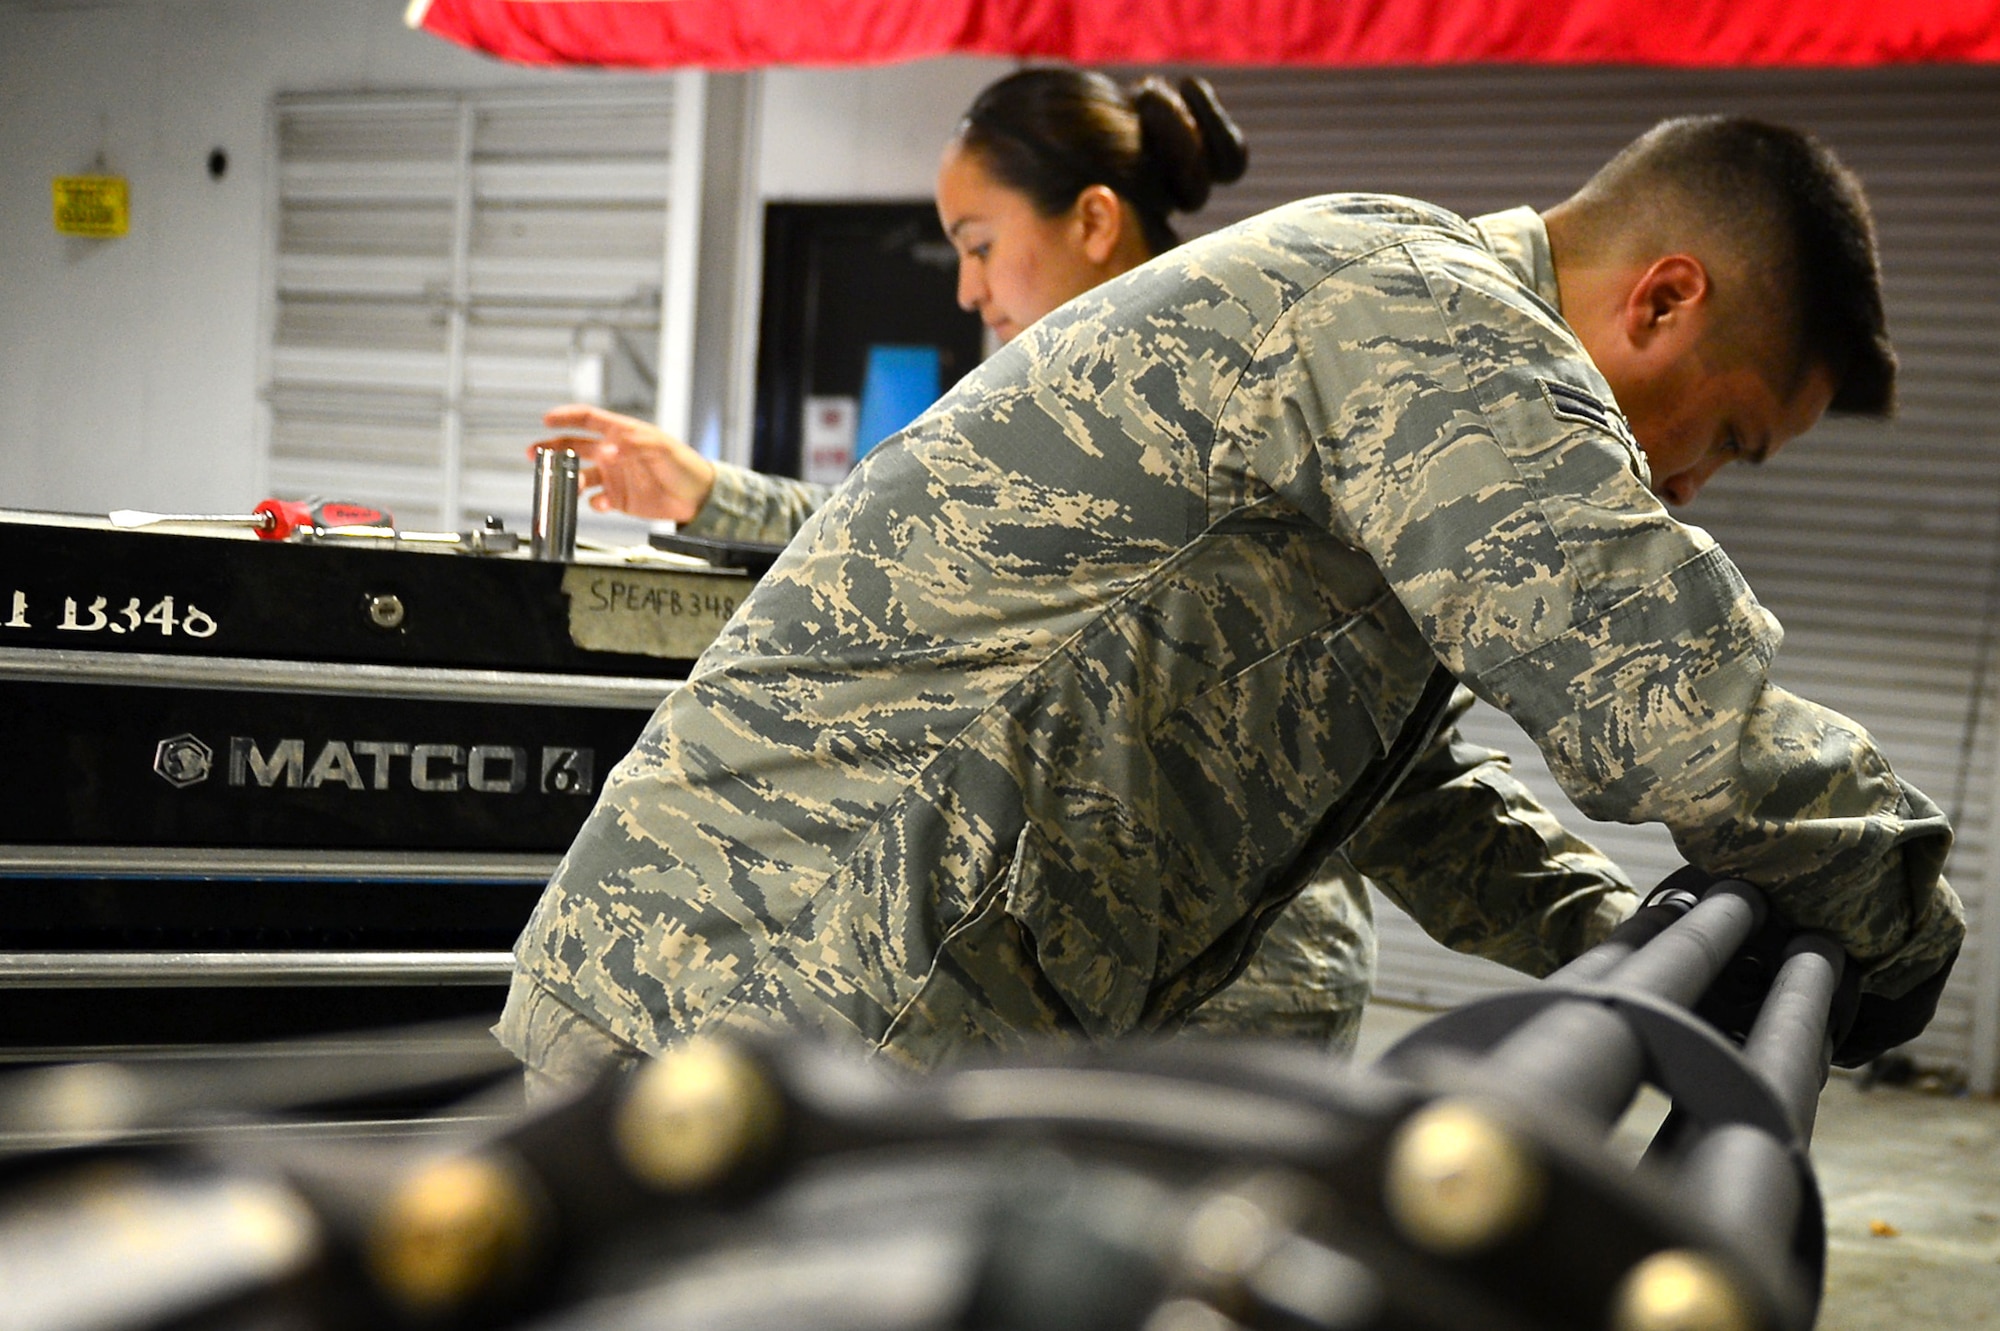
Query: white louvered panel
264 459 454 529
277 97 462 152
462 355 573 400
271 346 449 392
268 416 442 474
265 86 681 534
473 96 678 156
461 422 557 484
279 161 461 204
466 255 665 304
279 208 456 262
275 255 453 299
268 100 456 518
266 381 444 424
274 298 443 355
473 160 673 204
1175 64 2000 1080
470 205 670 263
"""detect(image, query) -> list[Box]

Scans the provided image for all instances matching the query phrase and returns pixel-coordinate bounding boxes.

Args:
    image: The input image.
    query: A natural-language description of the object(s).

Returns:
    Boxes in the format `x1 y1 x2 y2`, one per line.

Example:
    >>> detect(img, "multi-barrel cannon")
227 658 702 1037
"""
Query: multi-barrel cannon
0 874 1848 1331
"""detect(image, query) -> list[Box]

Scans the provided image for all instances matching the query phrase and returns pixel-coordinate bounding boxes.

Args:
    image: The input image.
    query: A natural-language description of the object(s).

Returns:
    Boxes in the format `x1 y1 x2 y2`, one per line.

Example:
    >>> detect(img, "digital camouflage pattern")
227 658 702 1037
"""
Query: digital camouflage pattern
1181 683 1647 1055
1177 861 1377 1054
671 382 1579 1059
684 465 831 548
676 367 1585 1056
686 429 1416 1056
504 197 1961 1076
688 399 1410 1054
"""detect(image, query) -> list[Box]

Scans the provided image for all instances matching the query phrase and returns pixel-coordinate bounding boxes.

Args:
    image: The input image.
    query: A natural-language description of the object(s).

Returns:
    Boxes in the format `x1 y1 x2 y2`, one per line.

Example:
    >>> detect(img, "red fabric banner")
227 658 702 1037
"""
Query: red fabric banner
408 0 2000 70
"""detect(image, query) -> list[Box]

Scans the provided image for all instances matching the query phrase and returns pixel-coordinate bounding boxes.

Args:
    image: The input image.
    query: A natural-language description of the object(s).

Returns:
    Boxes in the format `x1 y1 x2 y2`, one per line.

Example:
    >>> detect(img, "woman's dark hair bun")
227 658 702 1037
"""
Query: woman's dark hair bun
1130 75 1248 213
954 65 1250 254
1180 76 1250 187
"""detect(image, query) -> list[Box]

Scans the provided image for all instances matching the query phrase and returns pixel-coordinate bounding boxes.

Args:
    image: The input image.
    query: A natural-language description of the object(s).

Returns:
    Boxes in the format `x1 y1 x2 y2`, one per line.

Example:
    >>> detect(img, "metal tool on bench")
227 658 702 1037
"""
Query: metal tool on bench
110 499 525 554
110 498 396 540
529 446 580 562
0 874 1851 1331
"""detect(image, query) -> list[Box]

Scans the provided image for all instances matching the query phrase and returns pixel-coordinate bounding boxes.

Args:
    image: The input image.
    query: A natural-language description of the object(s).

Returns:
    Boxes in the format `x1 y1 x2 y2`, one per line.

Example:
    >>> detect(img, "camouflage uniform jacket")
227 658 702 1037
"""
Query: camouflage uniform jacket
683 465 830 548
656 287 1635 1049
511 196 1960 1070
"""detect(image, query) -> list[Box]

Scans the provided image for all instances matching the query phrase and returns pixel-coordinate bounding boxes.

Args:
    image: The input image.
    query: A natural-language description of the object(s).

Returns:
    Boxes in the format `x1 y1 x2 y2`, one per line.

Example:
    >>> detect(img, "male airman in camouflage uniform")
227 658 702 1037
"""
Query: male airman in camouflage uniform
659 415 1622 1060
676 444 1629 1058
500 117 1962 1084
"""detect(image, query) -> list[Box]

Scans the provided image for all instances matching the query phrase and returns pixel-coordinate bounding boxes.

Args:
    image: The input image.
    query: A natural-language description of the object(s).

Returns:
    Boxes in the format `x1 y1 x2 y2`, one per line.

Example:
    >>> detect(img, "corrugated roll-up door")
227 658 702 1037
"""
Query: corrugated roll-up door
265 88 682 531
1176 65 2000 1082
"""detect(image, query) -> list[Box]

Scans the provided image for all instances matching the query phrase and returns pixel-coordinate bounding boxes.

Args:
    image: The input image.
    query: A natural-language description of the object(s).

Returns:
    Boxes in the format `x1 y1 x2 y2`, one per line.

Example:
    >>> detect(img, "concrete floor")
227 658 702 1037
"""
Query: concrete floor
1354 1003 2000 1330
1812 1072 2000 1329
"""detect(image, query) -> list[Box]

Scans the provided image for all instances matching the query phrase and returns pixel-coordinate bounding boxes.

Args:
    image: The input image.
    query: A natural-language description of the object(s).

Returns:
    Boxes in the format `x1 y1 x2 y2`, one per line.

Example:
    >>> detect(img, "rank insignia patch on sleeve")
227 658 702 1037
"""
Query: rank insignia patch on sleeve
1539 378 1620 434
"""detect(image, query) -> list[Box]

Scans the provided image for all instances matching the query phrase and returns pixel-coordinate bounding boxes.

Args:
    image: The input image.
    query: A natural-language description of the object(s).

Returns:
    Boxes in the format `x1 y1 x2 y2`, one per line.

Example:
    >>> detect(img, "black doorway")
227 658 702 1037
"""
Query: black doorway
752 202 984 482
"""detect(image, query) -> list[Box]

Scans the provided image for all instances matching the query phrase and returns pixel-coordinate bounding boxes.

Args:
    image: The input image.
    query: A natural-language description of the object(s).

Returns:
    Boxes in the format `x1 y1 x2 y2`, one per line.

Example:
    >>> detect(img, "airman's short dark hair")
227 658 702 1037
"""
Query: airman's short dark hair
1576 116 1895 415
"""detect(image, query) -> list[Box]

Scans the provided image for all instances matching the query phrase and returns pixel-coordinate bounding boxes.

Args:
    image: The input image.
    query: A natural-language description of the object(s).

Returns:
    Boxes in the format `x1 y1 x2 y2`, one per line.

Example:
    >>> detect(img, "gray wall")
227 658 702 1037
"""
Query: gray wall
756 59 1009 201
0 0 604 513
0 0 1002 515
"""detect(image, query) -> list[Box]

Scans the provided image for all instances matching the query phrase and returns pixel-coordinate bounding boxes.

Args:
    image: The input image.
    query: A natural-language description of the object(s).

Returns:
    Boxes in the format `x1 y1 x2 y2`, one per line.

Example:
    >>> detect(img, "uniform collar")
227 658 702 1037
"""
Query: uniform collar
1472 207 1561 312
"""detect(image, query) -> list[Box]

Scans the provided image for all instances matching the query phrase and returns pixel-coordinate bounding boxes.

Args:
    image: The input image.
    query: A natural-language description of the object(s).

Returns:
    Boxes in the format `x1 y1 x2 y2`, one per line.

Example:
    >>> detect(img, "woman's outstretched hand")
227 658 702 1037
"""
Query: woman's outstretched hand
529 405 718 523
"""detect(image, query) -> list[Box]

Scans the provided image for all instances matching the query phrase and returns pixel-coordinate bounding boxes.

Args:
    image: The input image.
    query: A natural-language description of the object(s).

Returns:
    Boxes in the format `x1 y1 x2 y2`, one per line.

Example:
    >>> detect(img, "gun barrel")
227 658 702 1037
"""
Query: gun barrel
1600 878 1767 1007
1743 933 1846 1139
1482 999 1648 1128
1545 891 1688 983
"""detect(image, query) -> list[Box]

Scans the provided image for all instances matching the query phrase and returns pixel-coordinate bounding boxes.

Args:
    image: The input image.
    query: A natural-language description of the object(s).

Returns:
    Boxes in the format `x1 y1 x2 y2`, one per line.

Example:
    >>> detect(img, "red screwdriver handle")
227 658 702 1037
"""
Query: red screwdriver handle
252 498 394 541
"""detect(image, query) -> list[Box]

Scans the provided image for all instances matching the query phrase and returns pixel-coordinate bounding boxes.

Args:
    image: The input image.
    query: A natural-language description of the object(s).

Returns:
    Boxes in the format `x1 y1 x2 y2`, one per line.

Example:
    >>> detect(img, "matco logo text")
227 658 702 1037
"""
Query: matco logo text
152 735 593 797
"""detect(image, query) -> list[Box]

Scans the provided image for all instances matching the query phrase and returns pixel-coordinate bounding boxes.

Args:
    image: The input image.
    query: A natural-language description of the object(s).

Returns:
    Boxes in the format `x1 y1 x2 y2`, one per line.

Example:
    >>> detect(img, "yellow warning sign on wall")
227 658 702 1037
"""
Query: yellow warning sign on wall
52 176 129 237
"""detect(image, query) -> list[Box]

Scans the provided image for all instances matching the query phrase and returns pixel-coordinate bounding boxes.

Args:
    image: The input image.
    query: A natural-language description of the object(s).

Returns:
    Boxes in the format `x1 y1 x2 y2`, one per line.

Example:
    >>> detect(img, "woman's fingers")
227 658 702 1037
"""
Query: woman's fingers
542 403 634 434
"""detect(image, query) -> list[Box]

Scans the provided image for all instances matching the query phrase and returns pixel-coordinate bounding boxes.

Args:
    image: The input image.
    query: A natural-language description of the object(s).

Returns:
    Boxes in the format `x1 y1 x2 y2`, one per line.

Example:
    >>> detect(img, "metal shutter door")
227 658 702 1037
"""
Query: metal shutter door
265 87 682 532
1178 65 2000 1082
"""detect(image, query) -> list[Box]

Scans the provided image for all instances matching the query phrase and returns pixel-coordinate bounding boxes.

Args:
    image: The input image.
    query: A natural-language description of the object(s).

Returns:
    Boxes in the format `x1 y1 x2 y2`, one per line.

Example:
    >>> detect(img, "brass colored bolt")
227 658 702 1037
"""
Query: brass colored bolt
1182 1192 1279 1283
366 593 406 629
368 1152 538 1314
1383 1100 1545 1255
1611 1250 1758 1331
614 1040 781 1192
